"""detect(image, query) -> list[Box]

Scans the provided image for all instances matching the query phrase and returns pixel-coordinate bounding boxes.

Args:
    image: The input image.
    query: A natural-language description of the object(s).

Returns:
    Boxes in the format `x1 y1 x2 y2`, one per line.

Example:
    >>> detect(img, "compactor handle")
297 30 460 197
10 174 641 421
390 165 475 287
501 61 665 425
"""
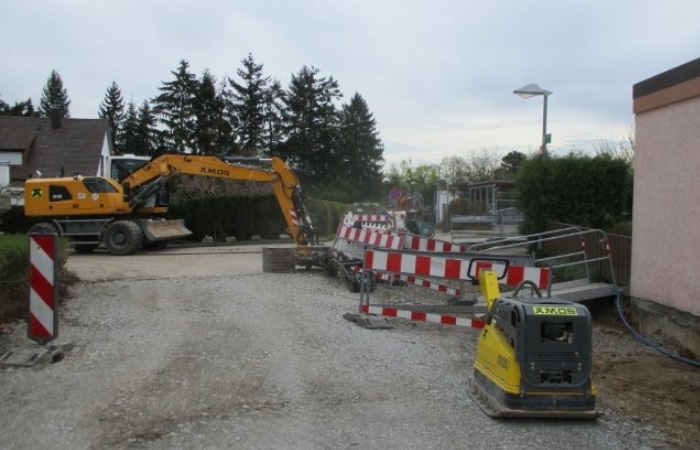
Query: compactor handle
510 279 543 298
466 257 510 284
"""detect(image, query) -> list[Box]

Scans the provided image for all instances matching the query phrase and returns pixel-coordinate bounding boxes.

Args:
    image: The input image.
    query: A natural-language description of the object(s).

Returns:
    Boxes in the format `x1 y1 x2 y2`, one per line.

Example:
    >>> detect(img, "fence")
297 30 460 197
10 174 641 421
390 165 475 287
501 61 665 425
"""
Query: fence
545 222 631 287
449 208 524 241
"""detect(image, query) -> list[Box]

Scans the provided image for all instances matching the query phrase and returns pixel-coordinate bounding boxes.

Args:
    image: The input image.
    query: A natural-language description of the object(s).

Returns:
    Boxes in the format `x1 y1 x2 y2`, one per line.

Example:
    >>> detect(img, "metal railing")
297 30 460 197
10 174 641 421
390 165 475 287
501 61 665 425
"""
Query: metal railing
466 226 618 298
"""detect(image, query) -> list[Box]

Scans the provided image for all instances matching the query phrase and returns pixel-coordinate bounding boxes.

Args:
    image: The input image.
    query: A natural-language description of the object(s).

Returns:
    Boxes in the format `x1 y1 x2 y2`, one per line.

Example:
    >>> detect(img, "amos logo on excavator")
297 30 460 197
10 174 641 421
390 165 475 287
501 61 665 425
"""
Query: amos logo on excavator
199 167 230 176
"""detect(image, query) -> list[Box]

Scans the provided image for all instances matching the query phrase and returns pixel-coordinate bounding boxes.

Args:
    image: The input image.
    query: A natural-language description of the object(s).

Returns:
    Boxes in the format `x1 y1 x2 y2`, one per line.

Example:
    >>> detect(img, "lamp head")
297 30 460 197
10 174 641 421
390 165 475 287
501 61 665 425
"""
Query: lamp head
513 83 552 98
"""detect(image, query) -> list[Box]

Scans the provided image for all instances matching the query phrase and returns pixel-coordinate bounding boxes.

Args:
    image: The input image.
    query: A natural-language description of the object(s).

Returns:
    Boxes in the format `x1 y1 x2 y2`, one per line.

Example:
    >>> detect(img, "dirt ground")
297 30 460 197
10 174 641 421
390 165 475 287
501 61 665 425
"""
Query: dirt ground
590 306 700 449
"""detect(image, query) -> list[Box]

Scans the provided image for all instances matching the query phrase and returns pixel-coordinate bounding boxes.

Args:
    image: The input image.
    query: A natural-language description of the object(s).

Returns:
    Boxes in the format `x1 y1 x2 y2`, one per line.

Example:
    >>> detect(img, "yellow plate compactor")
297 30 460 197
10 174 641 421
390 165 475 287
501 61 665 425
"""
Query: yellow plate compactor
468 269 599 419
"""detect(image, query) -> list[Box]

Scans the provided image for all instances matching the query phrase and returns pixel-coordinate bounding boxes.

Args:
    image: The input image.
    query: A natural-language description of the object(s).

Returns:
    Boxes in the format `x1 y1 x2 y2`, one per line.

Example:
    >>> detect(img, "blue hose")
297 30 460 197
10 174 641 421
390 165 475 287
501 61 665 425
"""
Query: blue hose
615 291 700 369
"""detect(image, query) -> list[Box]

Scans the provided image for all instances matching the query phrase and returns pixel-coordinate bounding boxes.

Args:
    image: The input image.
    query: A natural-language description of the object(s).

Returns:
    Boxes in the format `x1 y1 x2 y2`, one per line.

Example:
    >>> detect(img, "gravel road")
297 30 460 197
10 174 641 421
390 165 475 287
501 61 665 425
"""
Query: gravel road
0 246 668 449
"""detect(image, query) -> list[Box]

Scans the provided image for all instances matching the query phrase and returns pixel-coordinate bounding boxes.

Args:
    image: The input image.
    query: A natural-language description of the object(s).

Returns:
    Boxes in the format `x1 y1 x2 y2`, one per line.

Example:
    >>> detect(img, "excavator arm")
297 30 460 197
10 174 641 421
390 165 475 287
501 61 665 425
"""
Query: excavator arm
121 154 318 246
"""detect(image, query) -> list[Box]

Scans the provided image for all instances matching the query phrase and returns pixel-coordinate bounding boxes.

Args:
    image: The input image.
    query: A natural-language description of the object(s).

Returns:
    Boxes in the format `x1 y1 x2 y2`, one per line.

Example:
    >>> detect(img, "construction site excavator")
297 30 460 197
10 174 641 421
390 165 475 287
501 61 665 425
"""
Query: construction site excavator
468 268 598 419
23 154 321 257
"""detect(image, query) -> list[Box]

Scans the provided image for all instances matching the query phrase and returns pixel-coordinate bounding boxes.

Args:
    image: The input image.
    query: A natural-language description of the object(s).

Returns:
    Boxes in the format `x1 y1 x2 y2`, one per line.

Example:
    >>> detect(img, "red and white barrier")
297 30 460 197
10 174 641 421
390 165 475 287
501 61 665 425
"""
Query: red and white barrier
28 234 58 345
473 261 549 290
391 232 466 253
361 304 485 329
364 248 549 289
391 274 460 296
336 225 404 250
354 214 391 223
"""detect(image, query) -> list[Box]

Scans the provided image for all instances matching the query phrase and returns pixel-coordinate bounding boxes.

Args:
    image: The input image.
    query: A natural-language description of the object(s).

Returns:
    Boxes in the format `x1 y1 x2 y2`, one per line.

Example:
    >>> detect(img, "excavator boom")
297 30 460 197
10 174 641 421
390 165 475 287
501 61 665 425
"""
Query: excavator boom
121 154 318 246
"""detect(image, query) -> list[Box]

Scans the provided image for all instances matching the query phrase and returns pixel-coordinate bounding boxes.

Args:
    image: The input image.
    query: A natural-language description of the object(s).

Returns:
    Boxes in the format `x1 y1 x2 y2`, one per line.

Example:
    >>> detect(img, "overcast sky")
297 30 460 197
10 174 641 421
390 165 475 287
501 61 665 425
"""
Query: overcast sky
3 1 699 168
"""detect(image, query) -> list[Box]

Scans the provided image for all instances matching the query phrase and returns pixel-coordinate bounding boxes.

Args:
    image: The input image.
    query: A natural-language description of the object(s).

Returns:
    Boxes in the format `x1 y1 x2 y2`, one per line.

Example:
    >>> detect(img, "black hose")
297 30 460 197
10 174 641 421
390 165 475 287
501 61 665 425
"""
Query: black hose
615 290 700 369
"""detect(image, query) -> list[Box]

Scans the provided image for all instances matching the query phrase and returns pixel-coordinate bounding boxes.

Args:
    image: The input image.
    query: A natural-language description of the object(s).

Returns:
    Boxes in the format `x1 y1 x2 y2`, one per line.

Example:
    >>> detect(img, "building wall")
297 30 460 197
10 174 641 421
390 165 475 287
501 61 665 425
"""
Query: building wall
632 58 700 318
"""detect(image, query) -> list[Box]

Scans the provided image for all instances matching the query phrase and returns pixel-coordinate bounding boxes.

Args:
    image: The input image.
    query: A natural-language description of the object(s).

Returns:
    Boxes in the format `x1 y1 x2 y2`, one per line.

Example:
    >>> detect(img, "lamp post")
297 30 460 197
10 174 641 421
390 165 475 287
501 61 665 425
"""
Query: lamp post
513 83 553 157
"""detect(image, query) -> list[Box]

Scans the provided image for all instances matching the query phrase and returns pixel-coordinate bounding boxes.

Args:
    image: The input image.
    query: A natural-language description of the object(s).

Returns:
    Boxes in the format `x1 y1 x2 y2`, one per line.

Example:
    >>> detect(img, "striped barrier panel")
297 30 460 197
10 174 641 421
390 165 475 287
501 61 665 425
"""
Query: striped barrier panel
336 225 404 250
333 225 406 263
28 233 58 345
355 214 391 223
360 222 389 230
392 273 460 296
360 304 485 329
363 248 549 289
361 268 461 297
386 230 466 253
473 260 549 290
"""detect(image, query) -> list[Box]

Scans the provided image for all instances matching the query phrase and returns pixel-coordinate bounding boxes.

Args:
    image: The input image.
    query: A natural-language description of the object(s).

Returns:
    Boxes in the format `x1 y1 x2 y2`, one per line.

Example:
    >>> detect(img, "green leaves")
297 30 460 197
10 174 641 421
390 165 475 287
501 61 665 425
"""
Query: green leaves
39 70 70 118
517 154 632 233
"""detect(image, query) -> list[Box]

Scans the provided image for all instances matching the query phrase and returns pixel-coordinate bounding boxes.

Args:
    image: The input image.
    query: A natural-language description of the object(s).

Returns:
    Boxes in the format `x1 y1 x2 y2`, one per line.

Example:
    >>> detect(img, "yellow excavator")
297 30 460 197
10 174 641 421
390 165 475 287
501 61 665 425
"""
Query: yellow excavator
23 154 320 256
468 269 598 419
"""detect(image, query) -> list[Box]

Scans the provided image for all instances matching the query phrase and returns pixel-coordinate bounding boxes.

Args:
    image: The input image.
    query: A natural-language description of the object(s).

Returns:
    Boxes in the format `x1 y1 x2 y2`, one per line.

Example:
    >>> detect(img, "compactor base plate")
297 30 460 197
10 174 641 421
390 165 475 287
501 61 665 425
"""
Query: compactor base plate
467 377 599 420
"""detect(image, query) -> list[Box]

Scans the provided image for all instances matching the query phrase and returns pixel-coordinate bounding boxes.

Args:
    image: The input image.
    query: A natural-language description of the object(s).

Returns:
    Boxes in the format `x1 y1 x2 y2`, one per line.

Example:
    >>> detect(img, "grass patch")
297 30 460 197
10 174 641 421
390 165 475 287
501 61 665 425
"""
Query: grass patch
0 234 78 326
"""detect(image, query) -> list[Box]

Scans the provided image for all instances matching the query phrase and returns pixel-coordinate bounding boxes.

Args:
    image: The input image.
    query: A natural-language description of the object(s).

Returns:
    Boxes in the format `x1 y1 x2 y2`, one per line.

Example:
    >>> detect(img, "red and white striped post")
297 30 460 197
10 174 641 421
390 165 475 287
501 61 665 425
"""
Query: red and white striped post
28 233 58 345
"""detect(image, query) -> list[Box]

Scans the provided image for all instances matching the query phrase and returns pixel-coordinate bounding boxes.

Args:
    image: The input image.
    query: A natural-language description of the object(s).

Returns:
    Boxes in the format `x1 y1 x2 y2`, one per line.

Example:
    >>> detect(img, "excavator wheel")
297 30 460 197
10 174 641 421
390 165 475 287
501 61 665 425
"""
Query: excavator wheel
104 220 143 255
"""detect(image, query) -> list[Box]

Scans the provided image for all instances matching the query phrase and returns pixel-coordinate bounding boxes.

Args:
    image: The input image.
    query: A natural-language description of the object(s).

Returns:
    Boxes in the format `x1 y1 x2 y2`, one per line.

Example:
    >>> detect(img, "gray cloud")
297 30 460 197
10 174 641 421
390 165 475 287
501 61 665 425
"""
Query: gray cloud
2 0 698 166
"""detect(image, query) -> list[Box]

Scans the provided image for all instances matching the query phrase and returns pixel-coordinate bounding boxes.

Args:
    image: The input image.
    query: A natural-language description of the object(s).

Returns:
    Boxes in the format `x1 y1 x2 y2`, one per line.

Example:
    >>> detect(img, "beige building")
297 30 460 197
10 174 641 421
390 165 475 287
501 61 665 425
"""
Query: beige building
632 57 700 357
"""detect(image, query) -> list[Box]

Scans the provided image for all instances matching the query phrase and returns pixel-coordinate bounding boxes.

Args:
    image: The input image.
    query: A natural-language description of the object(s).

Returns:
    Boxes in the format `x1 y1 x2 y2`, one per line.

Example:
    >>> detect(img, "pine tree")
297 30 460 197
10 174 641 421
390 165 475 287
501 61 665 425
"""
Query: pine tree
282 65 341 181
136 101 159 156
193 70 229 154
120 102 140 155
337 93 384 199
39 70 70 118
229 53 268 156
213 79 237 154
0 97 39 117
261 79 286 156
98 81 125 151
152 59 199 153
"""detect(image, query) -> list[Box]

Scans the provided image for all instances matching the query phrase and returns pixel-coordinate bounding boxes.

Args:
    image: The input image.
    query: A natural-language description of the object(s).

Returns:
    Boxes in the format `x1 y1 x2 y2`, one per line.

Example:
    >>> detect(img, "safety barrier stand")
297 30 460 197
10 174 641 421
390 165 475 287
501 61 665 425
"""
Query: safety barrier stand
358 248 502 329
357 247 551 330
330 225 405 291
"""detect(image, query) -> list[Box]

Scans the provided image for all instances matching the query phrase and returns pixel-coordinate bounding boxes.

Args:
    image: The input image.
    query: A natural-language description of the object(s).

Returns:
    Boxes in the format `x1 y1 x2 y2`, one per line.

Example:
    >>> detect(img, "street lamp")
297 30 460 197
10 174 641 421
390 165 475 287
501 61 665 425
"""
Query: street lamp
513 83 553 157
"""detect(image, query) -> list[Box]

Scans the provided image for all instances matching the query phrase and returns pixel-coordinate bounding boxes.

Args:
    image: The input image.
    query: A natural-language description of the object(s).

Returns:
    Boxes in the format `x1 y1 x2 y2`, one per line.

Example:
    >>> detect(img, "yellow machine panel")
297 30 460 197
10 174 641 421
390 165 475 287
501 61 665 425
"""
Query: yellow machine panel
468 270 598 419
24 176 130 217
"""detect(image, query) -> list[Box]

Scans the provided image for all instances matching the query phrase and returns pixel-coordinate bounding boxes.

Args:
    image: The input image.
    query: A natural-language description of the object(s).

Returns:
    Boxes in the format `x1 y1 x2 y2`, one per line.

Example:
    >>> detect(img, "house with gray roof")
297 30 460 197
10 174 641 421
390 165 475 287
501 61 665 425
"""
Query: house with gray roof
0 115 111 205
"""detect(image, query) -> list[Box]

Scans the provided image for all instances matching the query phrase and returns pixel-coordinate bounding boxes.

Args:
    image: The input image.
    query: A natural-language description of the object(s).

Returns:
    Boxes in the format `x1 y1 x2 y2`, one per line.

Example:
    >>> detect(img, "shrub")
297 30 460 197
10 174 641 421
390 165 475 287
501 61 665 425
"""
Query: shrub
0 234 76 325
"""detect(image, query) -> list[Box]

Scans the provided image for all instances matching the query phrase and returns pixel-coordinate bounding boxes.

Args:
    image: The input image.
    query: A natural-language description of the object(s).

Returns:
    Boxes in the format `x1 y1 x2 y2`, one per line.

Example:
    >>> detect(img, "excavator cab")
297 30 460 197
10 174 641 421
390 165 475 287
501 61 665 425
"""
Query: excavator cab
24 176 129 217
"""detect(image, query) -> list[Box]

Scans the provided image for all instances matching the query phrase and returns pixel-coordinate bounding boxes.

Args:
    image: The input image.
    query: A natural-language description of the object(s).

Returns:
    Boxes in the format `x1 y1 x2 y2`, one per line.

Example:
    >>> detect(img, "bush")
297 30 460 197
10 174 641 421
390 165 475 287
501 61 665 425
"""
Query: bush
305 198 350 239
169 194 347 242
0 234 76 325
0 206 36 234
517 153 632 234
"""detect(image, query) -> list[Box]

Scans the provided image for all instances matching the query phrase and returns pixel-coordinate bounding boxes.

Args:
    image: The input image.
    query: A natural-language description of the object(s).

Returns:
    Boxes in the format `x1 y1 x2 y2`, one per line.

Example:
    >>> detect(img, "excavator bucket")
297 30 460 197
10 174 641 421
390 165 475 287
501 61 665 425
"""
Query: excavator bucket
141 219 192 242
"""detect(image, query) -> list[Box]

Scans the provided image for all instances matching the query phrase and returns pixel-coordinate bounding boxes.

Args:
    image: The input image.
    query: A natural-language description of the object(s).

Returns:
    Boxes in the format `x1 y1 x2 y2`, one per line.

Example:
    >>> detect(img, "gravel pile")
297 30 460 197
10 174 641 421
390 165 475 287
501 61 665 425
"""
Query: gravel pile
0 269 667 449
